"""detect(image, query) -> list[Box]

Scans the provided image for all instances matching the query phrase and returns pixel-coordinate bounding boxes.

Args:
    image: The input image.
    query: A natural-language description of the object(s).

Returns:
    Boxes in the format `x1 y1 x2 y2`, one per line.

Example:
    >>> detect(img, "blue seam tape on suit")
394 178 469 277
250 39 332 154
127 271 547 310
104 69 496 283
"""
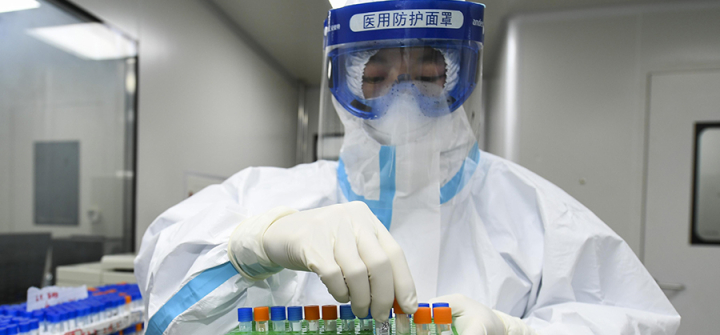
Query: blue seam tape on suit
146 262 238 335
337 143 480 228
440 142 480 204
338 146 396 230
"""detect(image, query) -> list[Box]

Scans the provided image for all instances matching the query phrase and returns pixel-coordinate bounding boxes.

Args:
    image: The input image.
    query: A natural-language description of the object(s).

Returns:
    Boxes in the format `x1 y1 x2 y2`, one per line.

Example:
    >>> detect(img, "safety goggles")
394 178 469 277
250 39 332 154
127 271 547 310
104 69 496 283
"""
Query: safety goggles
327 40 481 119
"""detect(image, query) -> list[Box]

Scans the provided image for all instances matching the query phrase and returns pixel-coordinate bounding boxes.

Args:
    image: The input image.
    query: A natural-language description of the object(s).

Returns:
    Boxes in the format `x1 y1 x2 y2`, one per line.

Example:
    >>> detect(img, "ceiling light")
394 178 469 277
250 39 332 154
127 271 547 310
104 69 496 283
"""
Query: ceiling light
27 23 137 60
329 0 345 9
0 0 40 14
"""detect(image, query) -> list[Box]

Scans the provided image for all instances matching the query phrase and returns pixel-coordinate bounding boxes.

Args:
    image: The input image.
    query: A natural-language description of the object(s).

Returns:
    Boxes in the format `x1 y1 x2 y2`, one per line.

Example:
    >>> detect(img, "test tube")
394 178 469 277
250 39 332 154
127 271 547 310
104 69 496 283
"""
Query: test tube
58 312 69 333
132 292 142 310
430 303 448 321
338 305 355 333
271 306 287 332
359 310 373 333
414 307 432 335
18 321 30 335
28 319 39 335
29 312 43 333
431 302 448 327
121 295 132 314
304 306 320 332
254 307 270 333
287 306 303 332
61 309 72 331
322 305 338 333
393 300 411 335
433 307 452 335
45 312 59 334
94 302 104 323
374 310 392 335
237 307 253 333
103 299 113 320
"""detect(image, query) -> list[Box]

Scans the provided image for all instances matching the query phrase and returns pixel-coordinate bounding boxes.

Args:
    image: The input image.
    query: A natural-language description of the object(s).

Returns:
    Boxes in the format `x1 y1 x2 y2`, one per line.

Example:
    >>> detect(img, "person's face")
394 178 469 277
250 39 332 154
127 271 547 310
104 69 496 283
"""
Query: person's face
361 46 447 99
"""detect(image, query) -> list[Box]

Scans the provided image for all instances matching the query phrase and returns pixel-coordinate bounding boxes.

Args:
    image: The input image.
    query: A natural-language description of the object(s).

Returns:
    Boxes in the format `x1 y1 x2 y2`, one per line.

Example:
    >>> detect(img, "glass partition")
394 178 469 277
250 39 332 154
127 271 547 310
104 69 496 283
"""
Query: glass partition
0 0 137 272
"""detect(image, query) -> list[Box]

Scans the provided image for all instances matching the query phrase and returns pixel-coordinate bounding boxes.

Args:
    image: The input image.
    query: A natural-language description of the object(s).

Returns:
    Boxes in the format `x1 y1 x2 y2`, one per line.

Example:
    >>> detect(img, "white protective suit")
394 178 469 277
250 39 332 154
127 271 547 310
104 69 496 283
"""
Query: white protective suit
135 147 681 335
135 1 680 334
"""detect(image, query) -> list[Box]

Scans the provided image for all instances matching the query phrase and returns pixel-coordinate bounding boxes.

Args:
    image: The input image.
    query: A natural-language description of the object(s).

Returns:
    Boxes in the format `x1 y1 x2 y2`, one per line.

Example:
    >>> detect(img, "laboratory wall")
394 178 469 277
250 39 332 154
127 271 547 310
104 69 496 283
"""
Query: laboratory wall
300 86 321 164
69 0 300 250
487 2 720 255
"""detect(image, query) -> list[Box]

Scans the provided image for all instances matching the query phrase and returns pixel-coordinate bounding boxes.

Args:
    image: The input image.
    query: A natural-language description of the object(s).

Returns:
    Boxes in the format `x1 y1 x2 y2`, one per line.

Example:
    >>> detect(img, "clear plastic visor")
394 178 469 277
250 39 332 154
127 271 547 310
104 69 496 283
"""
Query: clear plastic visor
317 40 483 160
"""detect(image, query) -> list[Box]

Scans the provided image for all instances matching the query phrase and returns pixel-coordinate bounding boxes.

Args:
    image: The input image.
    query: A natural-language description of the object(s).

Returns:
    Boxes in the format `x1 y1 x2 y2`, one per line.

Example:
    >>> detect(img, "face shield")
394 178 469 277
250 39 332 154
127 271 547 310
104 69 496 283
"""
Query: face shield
318 0 485 159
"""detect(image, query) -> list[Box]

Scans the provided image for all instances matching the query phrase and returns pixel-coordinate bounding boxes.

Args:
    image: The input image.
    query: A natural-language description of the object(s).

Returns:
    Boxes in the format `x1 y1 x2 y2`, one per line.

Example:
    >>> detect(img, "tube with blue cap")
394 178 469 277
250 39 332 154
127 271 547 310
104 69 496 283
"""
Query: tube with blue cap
236 307 253 333
339 305 355 333
271 306 287 332
287 306 303 332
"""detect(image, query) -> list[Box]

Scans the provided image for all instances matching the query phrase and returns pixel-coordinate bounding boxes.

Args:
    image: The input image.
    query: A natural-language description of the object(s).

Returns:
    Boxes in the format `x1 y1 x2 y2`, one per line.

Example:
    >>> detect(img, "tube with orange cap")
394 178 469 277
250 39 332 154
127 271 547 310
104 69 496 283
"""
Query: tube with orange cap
414 307 432 335
304 305 320 332
254 306 270 333
393 299 411 335
322 305 338 333
433 307 453 335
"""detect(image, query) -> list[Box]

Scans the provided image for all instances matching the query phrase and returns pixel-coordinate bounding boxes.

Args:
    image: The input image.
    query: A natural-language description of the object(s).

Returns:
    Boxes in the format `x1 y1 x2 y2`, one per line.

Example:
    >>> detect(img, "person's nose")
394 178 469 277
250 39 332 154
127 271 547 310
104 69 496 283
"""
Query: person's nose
396 73 411 83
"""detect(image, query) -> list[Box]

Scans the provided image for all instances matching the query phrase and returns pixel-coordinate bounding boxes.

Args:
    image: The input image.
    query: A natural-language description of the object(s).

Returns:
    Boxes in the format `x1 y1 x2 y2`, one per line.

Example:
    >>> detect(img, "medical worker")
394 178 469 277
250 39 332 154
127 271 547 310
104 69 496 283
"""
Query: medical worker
135 1 680 334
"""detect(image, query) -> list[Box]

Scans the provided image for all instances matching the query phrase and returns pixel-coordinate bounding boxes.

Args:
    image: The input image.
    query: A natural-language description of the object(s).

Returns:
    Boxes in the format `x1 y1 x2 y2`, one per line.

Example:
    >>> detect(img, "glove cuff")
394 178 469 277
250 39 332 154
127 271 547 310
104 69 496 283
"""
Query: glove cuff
227 206 298 280
492 310 539 335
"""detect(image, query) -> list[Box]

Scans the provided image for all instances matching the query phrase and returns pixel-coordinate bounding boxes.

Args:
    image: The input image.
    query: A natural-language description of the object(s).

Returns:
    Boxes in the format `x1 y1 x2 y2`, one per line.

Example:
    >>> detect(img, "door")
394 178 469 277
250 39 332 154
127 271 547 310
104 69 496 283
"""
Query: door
644 70 720 334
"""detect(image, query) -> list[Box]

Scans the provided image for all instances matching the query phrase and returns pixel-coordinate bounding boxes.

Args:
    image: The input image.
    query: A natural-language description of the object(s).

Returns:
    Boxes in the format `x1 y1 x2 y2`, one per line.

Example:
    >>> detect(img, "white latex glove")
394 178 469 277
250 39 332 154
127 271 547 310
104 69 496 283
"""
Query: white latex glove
228 202 418 322
430 294 538 335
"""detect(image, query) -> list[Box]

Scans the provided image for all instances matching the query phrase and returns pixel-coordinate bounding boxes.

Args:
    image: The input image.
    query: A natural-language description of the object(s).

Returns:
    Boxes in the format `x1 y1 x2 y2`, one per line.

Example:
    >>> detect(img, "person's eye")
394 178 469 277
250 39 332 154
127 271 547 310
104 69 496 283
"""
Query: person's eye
362 76 385 84
417 75 446 82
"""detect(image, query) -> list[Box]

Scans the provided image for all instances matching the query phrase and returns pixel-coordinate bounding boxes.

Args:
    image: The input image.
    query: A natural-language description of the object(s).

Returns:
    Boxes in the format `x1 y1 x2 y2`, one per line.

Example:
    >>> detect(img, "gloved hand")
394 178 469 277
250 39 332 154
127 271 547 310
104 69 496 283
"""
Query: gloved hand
430 294 538 335
228 202 417 322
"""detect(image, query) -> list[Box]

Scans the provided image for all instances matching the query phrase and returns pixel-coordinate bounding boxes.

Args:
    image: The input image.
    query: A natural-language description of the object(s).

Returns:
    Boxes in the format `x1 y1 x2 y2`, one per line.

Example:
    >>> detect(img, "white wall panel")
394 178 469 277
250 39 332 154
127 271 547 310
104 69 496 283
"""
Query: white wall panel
70 0 299 249
488 3 720 255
